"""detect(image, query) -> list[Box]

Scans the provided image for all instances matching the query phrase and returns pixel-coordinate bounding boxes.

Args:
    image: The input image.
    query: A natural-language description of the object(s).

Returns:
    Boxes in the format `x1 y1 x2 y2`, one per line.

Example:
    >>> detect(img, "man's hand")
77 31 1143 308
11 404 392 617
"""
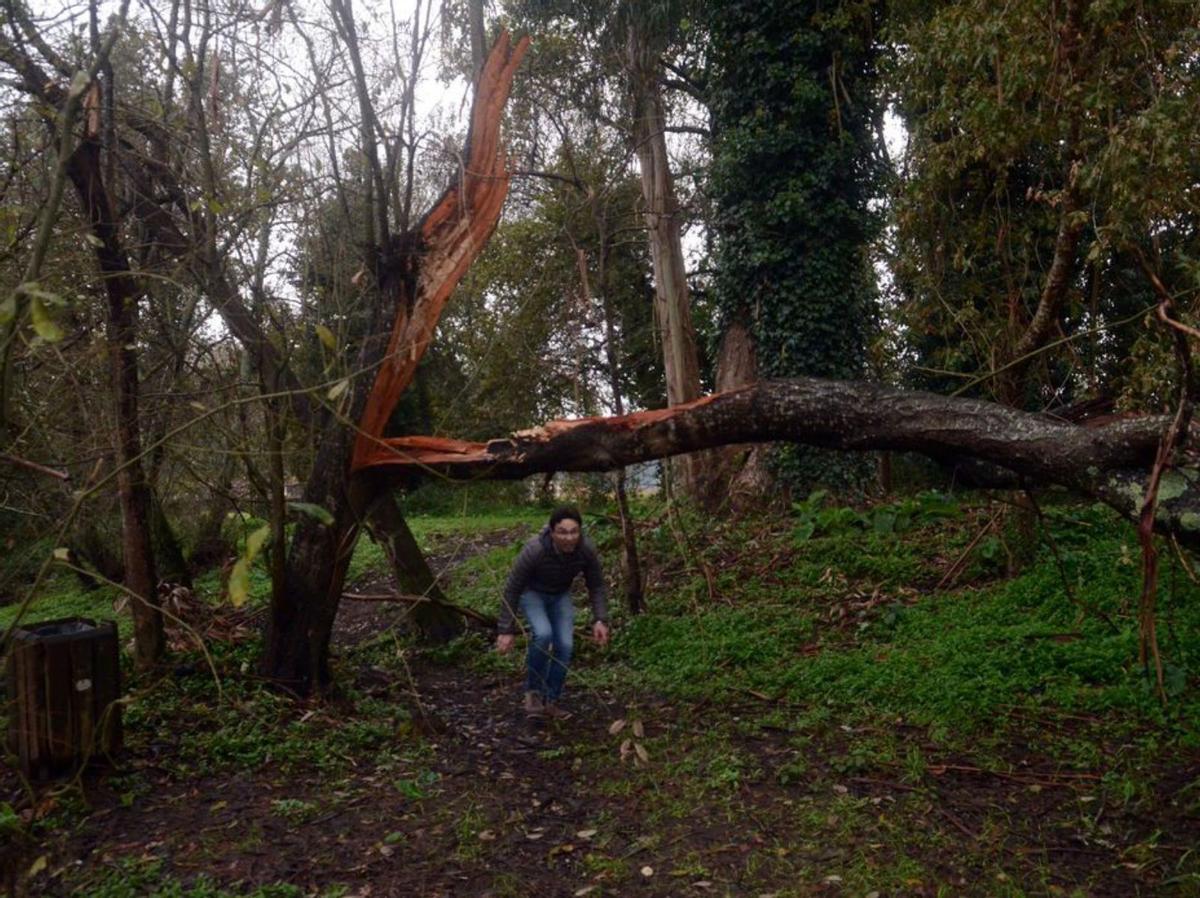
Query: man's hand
592 620 610 647
496 633 515 653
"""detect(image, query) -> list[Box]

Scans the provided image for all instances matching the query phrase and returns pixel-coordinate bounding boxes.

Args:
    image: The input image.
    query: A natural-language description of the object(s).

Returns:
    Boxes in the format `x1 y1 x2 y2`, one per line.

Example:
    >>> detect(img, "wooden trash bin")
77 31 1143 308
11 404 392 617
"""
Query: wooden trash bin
5 617 122 779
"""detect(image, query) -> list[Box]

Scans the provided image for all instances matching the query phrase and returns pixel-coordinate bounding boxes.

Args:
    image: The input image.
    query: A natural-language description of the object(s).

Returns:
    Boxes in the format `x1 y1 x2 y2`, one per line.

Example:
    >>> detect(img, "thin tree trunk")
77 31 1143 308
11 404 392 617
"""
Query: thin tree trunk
468 0 487 83
149 488 191 588
190 451 236 569
612 469 643 613
67 124 163 669
367 489 464 642
577 244 643 614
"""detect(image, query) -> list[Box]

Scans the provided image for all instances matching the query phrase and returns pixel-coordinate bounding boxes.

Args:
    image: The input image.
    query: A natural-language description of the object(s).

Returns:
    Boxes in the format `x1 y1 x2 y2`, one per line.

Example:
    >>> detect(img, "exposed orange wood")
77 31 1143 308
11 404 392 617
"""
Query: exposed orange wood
352 31 529 472
356 389 743 471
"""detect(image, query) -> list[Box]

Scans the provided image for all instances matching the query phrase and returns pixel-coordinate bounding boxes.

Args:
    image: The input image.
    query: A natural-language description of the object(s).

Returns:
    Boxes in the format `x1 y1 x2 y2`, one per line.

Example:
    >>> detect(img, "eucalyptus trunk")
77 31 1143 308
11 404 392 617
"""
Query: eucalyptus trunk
625 20 708 505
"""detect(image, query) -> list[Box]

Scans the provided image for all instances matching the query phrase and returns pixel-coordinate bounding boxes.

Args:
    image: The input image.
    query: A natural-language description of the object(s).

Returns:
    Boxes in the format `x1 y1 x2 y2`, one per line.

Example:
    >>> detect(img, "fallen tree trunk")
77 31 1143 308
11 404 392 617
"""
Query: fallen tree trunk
357 378 1200 548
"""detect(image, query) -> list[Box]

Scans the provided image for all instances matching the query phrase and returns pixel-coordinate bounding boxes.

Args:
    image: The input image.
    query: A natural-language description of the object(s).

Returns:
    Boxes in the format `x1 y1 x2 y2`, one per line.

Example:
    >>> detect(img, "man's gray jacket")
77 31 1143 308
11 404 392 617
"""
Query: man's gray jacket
497 526 608 634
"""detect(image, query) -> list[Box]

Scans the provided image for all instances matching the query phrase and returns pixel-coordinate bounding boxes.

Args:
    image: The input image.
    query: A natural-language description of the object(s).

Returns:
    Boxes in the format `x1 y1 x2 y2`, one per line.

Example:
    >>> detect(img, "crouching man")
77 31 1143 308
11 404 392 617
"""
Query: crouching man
496 506 611 718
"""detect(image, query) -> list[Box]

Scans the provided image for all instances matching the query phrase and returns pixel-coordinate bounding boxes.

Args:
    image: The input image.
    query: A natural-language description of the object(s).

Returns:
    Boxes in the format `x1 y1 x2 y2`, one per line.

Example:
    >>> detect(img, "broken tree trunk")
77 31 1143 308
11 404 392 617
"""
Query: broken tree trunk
356 378 1200 549
262 32 528 692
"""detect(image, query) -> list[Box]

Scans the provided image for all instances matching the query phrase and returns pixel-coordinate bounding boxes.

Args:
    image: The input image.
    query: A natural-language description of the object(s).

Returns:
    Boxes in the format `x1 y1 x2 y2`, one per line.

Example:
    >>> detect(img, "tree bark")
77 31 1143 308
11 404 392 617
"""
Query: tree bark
67 129 164 669
713 312 776 511
625 19 708 504
578 241 643 614
367 490 463 642
358 378 1200 548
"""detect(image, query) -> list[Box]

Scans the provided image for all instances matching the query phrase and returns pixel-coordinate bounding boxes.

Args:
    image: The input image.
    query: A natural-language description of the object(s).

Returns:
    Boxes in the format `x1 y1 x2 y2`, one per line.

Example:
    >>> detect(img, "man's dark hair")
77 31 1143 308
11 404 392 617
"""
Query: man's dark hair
548 506 582 530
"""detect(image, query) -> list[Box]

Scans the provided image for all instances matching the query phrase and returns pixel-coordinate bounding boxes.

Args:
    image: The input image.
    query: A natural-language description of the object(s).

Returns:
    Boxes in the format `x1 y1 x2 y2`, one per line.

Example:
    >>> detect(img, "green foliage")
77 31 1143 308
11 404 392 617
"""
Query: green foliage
78 859 301 898
791 488 960 542
0 568 120 631
890 0 1200 407
436 152 664 435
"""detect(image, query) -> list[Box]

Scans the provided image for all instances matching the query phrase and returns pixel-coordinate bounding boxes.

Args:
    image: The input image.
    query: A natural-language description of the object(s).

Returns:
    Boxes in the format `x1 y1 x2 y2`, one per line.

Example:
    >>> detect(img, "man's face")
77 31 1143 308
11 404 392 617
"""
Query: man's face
551 518 581 553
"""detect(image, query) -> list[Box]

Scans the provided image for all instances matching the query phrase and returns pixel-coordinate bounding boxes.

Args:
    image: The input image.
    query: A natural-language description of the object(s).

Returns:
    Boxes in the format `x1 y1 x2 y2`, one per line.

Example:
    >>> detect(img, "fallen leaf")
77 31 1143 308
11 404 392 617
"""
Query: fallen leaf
641 865 654 877
576 829 597 840
574 887 598 897
632 720 645 738
478 830 496 841
27 856 47 877
634 742 650 764
608 719 627 735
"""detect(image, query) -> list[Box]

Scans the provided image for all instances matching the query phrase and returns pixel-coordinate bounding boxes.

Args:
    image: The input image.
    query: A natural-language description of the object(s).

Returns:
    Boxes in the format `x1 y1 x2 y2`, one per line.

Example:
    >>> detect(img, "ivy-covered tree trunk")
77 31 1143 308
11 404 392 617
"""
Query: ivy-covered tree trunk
706 0 884 494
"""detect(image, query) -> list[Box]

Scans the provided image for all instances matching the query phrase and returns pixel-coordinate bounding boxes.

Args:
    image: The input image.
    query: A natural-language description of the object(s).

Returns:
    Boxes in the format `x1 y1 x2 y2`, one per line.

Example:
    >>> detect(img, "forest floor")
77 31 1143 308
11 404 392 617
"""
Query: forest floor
4 497 1200 897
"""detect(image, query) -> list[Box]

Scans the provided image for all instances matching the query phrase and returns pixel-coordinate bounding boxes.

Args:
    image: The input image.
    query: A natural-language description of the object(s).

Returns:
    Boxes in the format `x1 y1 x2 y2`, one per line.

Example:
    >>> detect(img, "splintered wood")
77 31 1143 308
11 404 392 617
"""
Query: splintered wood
352 32 529 472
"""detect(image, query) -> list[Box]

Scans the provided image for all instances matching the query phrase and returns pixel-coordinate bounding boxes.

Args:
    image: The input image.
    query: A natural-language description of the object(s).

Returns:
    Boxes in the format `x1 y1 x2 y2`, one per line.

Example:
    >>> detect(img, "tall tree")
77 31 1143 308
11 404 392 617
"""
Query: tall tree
264 31 529 691
623 3 709 501
503 0 712 501
706 0 886 493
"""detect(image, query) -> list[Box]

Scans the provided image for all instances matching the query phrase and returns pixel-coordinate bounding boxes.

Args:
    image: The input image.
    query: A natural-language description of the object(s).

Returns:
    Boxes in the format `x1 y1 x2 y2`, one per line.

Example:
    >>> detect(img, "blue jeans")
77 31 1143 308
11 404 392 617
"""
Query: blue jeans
519 589 574 702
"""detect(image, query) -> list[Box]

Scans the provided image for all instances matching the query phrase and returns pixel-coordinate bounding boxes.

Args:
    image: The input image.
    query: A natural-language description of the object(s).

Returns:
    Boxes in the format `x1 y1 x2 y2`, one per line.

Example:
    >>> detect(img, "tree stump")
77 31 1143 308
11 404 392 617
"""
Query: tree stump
5 617 122 779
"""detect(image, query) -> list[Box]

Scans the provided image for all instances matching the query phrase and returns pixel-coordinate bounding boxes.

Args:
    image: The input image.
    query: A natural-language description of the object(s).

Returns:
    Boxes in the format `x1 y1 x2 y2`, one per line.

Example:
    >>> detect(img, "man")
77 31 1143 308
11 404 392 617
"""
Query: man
496 506 611 718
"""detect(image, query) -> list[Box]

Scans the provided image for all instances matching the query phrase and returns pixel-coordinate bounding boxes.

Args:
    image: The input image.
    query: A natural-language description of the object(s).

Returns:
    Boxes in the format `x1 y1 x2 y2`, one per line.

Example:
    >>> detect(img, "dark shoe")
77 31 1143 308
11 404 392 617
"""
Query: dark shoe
523 691 544 718
543 702 572 721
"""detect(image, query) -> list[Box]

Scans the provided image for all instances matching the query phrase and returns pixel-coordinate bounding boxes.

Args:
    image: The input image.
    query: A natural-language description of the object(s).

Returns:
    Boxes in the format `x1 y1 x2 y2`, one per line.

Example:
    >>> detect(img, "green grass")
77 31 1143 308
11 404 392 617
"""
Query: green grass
0 569 121 632
0 506 546 635
603 500 1200 743
76 858 304 898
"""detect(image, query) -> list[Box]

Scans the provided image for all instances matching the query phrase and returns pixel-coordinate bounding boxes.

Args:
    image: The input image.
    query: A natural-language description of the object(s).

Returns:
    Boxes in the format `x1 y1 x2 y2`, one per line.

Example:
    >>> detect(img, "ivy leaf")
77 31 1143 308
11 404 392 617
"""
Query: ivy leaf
288 501 334 526
314 324 337 352
228 523 271 607
29 297 65 343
